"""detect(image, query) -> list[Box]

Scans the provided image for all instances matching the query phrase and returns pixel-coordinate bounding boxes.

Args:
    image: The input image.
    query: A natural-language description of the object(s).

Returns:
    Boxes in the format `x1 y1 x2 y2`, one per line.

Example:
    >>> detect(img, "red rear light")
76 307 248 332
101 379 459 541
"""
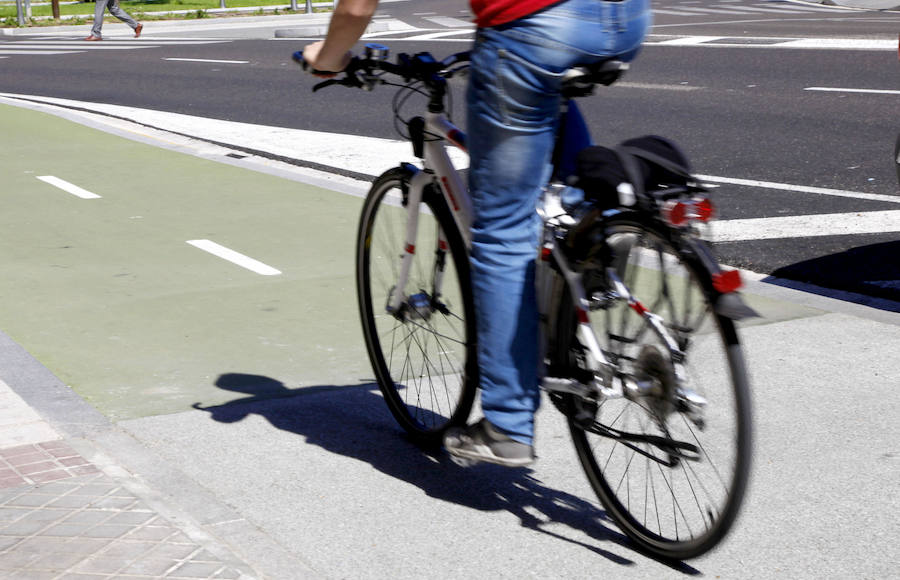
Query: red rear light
663 200 690 227
712 269 742 293
663 198 715 227
694 197 715 222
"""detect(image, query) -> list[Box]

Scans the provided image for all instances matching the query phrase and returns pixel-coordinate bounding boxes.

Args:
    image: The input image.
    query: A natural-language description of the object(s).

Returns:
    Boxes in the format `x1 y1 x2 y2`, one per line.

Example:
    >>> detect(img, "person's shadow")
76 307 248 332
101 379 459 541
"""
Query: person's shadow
193 373 700 573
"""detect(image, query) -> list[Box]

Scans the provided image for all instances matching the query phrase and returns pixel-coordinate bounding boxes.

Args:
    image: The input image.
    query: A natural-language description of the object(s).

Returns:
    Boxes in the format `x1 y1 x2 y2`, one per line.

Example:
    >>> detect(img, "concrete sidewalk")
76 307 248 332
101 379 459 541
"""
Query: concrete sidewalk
0 10 406 37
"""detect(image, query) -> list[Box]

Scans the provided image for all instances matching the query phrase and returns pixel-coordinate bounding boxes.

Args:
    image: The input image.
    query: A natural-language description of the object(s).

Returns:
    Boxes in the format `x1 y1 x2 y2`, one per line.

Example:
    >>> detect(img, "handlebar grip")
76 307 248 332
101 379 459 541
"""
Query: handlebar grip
292 50 345 76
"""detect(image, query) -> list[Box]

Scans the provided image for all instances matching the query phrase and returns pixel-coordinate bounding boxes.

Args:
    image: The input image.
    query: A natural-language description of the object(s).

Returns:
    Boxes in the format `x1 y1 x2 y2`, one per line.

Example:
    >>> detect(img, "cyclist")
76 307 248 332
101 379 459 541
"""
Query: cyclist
304 0 651 467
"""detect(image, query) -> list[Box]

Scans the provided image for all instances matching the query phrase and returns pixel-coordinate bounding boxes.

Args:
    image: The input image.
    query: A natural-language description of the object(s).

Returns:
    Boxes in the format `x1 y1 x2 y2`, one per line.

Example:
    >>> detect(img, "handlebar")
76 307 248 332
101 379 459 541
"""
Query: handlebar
292 44 471 94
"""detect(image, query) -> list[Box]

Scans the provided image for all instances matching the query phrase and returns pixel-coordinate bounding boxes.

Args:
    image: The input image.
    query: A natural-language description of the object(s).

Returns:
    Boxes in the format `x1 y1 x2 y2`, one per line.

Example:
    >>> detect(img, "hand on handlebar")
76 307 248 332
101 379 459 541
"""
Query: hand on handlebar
300 41 352 78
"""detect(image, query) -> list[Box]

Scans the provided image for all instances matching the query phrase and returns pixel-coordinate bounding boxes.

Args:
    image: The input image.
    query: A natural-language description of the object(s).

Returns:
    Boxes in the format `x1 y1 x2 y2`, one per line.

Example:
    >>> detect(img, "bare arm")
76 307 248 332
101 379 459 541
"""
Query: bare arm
302 0 379 74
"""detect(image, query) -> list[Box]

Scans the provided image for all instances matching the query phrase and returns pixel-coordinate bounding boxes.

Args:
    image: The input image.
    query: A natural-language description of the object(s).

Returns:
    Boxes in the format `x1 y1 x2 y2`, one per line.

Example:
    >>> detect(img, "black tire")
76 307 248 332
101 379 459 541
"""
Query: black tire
356 167 477 446
555 215 752 560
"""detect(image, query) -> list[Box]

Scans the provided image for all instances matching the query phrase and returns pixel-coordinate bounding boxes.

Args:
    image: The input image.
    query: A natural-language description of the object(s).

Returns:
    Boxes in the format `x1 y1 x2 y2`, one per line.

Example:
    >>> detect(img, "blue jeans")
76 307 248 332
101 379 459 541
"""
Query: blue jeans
466 0 651 445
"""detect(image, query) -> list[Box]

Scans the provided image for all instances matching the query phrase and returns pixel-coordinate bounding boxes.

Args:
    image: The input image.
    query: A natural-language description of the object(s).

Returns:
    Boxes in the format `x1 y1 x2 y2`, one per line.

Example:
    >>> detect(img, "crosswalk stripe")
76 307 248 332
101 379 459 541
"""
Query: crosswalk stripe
422 16 473 28
654 9 704 15
711 210 900 242
671 6 759 14
0 38 231 58
0 44 151 50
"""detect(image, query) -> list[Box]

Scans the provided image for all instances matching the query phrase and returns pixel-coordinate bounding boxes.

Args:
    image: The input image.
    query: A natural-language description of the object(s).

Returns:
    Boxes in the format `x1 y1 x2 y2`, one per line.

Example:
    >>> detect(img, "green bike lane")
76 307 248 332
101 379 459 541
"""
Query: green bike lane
1 101 371 421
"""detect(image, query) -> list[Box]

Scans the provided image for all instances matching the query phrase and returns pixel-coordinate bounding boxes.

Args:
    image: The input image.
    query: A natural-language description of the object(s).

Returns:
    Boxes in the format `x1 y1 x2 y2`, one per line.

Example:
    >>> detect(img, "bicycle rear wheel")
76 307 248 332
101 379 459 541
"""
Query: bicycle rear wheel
556 215 752 560
357 167 477 446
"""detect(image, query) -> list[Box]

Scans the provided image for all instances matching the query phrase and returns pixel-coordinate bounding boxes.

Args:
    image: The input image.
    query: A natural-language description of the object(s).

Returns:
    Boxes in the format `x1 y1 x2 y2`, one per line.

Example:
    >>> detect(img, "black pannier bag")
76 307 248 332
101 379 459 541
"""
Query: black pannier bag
572 135 693 209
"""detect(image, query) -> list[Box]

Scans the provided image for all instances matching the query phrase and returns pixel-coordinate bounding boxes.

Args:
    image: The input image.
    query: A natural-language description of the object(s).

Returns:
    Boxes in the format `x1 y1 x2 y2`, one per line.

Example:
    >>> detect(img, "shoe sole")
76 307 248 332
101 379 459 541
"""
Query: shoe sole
446 446 534 468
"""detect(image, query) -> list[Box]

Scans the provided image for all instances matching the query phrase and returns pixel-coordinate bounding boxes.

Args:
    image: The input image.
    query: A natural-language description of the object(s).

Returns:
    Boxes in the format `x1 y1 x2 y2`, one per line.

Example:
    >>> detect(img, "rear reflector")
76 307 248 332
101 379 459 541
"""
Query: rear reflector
712 269 742 293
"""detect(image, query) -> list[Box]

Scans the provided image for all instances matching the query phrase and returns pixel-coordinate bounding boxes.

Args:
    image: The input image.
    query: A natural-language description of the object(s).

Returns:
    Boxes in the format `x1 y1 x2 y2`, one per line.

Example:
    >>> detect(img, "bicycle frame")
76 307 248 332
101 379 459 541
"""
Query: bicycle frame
384 87 705 411
386 111 472 315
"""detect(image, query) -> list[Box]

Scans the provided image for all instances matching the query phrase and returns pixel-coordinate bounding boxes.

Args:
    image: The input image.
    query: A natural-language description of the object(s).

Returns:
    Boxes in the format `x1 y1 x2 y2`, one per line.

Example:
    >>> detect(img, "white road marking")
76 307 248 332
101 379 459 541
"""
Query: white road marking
711 210 900 242
653 9 701 16
696 175 900 205
0 50 81 55
804 87 900 96
36 176 101 199
777 38 896 50
618 81 703 91
0 43 148 50
405 30 476 40
656 36 722 45
645 36 897 51
422 16 473 28
163 57 249 64
186 240 281 276
669 6 757 14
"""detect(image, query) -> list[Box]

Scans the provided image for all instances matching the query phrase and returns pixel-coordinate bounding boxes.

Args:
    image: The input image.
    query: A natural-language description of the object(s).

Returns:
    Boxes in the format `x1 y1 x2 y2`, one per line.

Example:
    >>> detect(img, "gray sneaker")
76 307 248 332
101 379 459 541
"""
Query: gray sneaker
444 418 535 467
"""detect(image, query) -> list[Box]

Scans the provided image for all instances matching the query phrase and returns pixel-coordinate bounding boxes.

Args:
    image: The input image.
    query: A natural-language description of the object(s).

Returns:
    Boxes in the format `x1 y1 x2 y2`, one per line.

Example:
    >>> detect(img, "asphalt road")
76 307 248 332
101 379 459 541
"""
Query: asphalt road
2 0 898 307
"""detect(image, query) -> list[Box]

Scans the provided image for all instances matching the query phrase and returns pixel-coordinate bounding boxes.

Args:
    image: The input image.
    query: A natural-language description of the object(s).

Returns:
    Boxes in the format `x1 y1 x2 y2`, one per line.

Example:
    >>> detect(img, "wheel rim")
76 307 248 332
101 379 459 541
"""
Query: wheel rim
572 223 750 556
361 180 472 434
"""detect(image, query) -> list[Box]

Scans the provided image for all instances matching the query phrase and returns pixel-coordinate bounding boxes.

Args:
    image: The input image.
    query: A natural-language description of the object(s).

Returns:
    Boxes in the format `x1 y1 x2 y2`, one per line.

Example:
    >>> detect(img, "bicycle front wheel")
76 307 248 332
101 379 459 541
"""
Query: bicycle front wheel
558 216 752 560
357 167 477 446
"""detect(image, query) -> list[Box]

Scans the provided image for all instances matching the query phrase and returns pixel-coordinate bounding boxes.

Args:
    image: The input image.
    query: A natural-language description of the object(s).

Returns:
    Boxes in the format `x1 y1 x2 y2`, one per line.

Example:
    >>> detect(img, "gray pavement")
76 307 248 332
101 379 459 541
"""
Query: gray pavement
1 6 899 580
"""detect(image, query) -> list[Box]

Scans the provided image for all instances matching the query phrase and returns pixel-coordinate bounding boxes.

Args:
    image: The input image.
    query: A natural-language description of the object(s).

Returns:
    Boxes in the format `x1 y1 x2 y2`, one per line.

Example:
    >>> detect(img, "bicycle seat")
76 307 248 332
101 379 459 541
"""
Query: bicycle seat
561 60 628 98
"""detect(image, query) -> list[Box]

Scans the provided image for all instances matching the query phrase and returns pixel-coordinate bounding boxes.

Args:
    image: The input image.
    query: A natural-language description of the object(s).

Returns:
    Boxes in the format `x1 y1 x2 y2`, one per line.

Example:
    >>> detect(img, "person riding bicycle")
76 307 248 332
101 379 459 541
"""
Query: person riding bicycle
304 0 651 467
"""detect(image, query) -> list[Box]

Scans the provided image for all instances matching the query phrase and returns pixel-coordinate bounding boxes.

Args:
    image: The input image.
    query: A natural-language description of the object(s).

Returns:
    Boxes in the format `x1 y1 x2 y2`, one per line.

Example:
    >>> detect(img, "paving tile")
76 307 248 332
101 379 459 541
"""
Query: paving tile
0 475 27 489
0 445 38 459
59 456 91 468
100 539 156 560
0 507 30 522
17 461 59 476
5 493 51 508
0 518 52 536
0 536 22 551
31 549 86 570
19 507 73 523
81 524 133 539
149 542 200 561
74 555 129 574
213 567 241 580
121 556 180 576
56 537 113 554
64 510 114 525
38 441 76 455
91 497 138 511
125 525 178 542
30 470 76 484
48 495 99 509
5 452 48 467
67 483 119 497
11 536 68 553
107 511 155 526
42 522 94 538
170 560 224 578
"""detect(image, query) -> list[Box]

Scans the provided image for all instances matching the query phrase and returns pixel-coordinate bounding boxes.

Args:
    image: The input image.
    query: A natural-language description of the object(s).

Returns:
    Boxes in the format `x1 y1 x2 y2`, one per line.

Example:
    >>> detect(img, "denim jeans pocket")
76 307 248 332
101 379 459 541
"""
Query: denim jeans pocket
495 48 564 128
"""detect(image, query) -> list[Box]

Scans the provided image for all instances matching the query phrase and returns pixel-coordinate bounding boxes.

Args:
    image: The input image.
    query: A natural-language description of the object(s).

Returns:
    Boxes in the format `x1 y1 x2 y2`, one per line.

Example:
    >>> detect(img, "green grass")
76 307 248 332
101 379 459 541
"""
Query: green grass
0 0 330 26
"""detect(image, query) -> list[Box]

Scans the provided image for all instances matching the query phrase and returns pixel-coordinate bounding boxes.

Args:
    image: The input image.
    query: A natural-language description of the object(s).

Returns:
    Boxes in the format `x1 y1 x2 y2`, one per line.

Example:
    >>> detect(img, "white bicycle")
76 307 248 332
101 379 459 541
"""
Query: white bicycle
297 45 755 560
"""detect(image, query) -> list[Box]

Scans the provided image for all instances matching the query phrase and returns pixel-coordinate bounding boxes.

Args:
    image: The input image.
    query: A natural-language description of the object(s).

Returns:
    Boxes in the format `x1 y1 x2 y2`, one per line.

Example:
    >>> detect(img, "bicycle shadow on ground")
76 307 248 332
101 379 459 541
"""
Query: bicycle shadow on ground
193 373 700 574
